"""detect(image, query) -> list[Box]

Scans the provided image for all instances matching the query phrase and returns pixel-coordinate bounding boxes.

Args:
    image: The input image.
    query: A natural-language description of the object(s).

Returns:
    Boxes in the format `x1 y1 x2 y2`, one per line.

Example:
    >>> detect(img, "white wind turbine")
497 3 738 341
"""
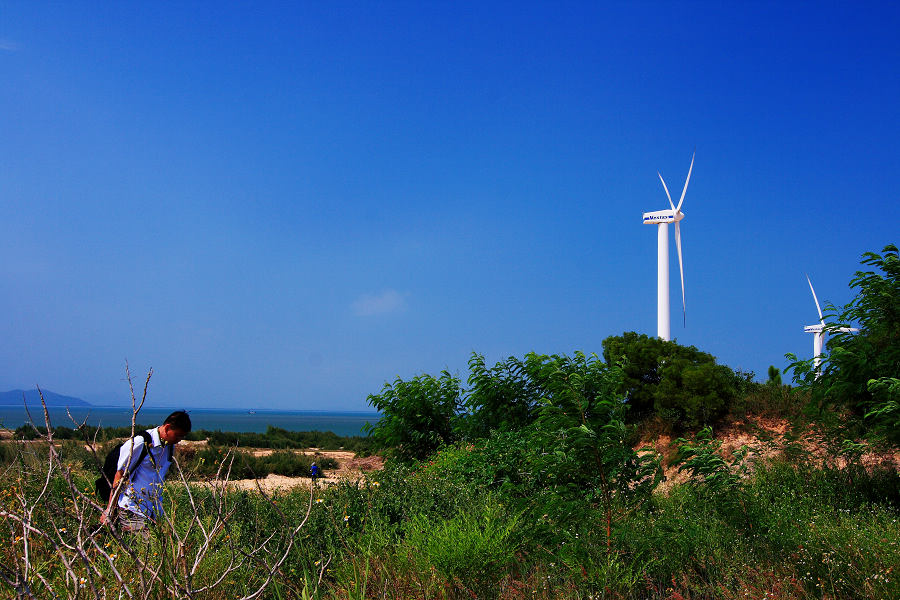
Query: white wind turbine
642 153 693 341
804 274 858 374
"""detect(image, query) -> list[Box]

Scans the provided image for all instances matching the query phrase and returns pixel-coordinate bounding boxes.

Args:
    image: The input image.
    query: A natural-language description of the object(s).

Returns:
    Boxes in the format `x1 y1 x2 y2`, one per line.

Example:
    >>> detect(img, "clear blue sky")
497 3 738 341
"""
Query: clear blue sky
1 2 897 410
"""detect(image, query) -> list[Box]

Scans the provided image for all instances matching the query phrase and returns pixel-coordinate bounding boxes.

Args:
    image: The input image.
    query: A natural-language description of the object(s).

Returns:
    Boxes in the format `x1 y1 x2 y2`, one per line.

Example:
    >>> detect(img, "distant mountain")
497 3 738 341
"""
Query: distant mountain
0 389 91 407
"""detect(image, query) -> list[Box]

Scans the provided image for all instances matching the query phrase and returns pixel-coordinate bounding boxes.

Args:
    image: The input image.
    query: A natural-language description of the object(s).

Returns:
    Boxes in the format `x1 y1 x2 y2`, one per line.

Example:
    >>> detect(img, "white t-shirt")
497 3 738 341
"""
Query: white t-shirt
116 427 174 519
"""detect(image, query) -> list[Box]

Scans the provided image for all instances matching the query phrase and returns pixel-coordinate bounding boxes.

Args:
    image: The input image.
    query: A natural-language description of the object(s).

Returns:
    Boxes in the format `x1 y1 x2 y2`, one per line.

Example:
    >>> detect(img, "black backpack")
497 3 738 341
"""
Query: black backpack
95 431 172 503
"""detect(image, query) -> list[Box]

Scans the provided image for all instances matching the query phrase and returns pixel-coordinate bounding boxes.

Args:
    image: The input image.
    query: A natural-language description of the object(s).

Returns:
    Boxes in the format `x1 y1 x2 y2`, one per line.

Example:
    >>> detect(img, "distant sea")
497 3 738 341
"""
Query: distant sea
0 406 380 437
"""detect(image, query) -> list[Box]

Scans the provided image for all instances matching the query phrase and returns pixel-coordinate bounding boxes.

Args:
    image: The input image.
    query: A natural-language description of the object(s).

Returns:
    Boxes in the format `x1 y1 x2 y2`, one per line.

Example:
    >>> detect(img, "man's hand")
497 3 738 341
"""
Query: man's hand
102 470 124 526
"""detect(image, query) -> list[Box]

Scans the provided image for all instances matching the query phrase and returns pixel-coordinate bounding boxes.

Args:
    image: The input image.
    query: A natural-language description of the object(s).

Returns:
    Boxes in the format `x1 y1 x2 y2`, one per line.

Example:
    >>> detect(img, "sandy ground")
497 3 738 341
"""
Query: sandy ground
643 415 900 493
213 450 384 494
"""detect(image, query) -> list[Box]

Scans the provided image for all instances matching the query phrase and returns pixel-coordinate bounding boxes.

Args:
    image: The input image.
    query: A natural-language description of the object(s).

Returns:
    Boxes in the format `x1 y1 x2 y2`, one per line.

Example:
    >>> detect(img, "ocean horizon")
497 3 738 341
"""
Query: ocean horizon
0 405 381 437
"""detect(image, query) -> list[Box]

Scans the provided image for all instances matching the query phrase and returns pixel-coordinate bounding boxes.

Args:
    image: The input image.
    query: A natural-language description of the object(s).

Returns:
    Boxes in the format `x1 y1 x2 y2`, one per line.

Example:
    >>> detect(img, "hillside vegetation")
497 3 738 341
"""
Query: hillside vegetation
0 245 897 599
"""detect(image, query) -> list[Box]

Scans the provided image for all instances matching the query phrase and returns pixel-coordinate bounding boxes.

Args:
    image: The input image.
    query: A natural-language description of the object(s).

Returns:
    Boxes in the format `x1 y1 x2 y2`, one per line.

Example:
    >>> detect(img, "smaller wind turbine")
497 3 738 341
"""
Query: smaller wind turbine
642 153 693 341
804 275 858 375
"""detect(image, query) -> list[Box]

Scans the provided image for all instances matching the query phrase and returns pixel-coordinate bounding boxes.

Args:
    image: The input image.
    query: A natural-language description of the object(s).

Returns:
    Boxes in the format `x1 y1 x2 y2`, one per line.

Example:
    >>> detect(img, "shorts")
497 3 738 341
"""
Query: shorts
119 510 152 534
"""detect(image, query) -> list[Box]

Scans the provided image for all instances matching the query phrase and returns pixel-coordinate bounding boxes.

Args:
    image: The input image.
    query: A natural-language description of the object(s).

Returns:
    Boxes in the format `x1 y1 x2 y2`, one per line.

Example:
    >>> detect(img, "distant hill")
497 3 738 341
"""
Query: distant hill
0 389 91 407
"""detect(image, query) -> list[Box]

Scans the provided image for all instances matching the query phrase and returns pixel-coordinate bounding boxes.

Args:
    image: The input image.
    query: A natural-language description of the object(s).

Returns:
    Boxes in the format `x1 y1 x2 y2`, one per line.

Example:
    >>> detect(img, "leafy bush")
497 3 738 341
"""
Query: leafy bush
462 353 542 439
528 352 661 551
602 331 748 428
364 371 462 462
413 353 662 557
867 377 900 439
673 426 750 499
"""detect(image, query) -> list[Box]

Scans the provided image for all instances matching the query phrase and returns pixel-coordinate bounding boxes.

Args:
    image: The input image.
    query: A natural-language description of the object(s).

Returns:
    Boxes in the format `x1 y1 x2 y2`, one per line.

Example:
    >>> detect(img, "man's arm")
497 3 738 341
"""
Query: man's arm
101 434 146 525
100 469 125 525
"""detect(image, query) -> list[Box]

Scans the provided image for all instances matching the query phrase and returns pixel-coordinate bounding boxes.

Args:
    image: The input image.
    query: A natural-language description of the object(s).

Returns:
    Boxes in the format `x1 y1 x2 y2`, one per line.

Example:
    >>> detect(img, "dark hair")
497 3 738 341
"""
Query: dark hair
164 410 192 433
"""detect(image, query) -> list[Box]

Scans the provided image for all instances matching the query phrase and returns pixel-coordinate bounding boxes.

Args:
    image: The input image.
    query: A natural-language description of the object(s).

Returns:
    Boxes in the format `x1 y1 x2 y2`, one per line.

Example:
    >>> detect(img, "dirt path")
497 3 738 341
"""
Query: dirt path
212 449 384 494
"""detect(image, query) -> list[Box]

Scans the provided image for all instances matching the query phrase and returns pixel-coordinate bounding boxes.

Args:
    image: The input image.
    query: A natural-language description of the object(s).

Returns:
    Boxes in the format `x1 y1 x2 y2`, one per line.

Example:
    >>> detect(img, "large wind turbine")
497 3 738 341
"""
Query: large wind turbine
642 153 693 341
804 275 858 374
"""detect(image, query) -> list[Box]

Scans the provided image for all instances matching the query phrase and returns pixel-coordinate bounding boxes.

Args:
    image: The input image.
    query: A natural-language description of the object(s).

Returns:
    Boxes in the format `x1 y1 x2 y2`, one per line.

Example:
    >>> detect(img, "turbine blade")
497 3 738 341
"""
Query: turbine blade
806 274 824 323
676 152 694 213
675 220 685 326
658 172 675 212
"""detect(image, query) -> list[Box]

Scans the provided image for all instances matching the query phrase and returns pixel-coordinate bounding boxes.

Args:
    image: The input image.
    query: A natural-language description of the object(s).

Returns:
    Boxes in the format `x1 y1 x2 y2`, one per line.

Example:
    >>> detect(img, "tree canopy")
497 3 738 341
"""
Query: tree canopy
364 371 462 462
602 332 746 428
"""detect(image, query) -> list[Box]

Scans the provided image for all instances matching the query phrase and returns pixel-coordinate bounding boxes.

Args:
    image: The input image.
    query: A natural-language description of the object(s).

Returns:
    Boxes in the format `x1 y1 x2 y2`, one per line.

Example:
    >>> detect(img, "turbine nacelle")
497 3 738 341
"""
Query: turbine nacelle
805 324 858 334
642 209 685 224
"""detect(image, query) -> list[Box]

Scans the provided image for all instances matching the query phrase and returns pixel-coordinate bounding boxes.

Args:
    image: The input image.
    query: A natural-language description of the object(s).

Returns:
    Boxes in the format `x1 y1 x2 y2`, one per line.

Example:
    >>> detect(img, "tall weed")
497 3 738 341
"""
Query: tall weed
400 495 522 597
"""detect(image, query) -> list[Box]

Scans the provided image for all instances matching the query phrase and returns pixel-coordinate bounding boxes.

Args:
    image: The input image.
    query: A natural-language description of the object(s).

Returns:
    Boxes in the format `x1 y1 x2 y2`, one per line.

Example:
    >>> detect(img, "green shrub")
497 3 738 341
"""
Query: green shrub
401 495 521 596
673 426 750 500
365 371 462 462
462 353 542 439
602 331 747 428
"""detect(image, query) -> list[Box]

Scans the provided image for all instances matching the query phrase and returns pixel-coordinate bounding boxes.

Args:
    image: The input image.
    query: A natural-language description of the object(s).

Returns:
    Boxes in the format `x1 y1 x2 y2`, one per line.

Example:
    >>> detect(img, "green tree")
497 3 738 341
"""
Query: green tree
364 371 462 462
788 244 900 442
462 353 541 439
655 358 741 428
602 332 743 427
866 377 900 441
527 351 661 551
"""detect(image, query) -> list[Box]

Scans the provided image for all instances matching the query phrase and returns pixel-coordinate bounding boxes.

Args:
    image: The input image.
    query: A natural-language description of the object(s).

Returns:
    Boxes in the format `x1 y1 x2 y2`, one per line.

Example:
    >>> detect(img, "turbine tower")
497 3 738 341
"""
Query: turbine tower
803 275 858 374
642 153 693 341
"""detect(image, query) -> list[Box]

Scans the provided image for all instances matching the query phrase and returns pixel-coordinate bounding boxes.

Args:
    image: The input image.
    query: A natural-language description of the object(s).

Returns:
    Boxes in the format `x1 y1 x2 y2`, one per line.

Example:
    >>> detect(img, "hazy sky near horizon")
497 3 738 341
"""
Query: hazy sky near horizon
1 2 897 411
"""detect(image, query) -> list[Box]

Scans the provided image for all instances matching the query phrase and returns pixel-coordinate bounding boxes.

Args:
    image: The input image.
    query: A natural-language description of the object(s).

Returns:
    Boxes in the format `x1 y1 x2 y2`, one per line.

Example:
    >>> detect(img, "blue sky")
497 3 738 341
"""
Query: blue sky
1 2 897 411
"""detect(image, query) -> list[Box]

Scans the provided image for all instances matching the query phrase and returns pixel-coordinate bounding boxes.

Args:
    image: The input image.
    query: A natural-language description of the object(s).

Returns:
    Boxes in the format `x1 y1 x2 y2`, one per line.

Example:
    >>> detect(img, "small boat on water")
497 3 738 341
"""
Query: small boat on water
247 410 257 415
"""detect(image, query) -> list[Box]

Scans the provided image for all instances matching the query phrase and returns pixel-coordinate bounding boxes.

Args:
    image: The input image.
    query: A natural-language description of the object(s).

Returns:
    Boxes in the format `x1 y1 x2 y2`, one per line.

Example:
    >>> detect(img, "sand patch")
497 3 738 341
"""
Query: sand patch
646 415 900 494
202 449 384 494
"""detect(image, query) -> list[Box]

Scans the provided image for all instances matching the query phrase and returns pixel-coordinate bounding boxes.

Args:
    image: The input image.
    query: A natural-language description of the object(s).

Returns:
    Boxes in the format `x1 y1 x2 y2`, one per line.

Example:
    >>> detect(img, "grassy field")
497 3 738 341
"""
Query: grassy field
1 423 897 599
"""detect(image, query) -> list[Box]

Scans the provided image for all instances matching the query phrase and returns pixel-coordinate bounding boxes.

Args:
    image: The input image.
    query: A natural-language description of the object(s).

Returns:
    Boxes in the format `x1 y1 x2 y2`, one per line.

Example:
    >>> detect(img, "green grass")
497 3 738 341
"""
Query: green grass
1 440 897 599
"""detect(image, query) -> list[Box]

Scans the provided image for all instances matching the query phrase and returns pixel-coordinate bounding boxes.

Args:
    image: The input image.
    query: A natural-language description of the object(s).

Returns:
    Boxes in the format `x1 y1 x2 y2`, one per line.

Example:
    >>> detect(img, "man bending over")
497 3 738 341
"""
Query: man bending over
101 410 191 531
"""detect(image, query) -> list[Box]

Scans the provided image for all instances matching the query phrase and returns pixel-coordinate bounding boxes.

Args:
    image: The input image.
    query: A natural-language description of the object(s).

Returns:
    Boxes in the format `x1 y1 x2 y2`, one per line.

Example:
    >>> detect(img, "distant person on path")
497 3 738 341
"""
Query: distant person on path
310 462 320 483
101 410 191 532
